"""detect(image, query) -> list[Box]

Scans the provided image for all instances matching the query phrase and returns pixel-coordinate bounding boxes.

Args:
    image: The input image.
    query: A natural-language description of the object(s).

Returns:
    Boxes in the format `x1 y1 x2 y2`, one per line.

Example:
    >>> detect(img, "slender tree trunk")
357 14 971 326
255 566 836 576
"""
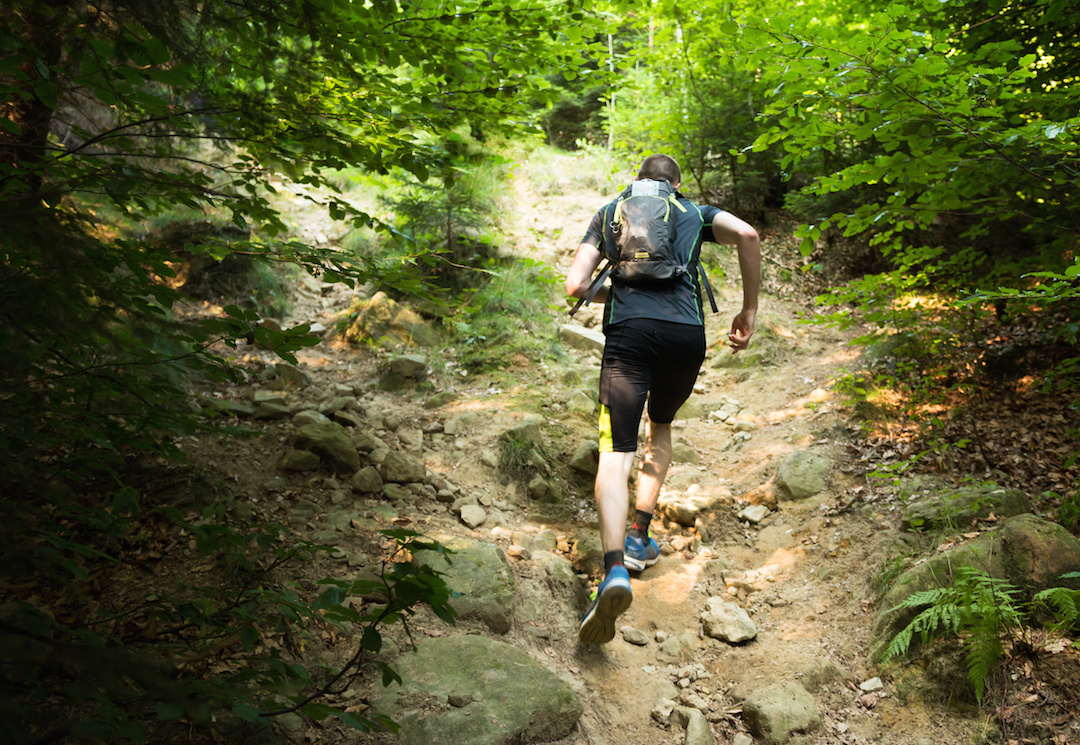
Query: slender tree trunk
0 3 72 200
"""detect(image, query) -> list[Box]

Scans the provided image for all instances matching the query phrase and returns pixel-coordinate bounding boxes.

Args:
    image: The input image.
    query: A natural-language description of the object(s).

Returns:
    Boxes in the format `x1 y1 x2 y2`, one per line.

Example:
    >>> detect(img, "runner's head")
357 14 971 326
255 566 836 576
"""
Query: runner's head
637 154 681 187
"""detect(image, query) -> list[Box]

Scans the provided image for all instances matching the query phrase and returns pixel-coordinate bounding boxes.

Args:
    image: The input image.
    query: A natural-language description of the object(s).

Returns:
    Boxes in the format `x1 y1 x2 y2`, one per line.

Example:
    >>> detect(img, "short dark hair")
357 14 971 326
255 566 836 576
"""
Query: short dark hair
637 154 681 185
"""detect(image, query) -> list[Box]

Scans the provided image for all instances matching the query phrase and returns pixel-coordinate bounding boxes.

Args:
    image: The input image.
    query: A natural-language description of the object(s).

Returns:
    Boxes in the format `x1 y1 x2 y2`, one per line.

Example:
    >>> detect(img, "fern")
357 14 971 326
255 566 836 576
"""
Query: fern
1034 572 1080 632
883 567 1023 704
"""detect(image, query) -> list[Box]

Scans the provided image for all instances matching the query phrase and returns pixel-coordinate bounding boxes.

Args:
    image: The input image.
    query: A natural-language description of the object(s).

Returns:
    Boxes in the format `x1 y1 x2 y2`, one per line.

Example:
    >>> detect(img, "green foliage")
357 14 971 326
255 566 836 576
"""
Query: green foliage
747 0 1080 257
498 429 542 484
449 257 565 374
870 550 914 600
2 520 457 740
365 137 512 294
1034 572 1080 634
731 0 1080 422
1 0 610 739
1052 487 1080 531
883 567 1024 704
605 6 779 213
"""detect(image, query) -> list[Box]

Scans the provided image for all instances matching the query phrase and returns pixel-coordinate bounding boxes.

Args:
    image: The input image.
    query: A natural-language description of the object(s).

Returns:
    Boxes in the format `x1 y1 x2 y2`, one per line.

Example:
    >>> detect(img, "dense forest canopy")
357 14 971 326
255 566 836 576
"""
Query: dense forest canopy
1 0 1078 740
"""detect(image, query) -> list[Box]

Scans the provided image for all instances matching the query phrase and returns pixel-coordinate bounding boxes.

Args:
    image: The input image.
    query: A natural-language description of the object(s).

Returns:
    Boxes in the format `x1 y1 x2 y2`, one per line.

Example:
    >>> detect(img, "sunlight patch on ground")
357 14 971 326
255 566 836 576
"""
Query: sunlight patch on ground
765 387 833 425
757 546 803 576
643 559 704 606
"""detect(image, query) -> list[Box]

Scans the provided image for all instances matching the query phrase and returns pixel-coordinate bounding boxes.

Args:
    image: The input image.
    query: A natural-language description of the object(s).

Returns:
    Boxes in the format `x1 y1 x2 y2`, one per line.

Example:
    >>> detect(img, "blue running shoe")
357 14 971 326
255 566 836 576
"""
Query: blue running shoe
578 565 632 645
624 533 659 572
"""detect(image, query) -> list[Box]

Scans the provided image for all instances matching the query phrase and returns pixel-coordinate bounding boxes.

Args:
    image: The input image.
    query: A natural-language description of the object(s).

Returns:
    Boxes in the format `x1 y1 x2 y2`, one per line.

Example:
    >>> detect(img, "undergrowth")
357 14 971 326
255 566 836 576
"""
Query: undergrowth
884 567 1080 705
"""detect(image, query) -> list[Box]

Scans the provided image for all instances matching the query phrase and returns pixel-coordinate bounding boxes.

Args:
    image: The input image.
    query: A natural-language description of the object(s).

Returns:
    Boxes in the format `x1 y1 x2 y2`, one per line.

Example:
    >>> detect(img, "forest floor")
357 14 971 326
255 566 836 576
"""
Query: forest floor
163 151 1080 745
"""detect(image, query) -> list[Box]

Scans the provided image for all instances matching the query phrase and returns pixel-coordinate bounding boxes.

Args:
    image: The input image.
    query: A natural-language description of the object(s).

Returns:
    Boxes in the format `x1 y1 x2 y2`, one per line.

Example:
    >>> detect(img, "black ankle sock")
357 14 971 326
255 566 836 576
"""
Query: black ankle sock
630 510 653 538
604 550 624 574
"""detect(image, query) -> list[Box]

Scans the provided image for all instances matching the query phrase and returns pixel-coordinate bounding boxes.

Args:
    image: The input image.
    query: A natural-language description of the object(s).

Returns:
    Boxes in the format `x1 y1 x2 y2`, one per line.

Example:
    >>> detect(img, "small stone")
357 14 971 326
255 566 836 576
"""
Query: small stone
530 529 558 552
263 476 288 492
527 476 549 499
351 466 383 493
382 483 409 501
254 401 292 419
651 698 676 723
620 626 650 646
281 449 320 471
569 441 599 475
447 693 474 707
859 676 884 692
276 712 306 738
732 418 758 432
507 545 531 560
333 409 364 428
670 706 694 728
700 597 757 643
738 504 771 524
658 635 683 658
292 409 331 427
460 504 487 529
389 354 428 379
424 391 457 409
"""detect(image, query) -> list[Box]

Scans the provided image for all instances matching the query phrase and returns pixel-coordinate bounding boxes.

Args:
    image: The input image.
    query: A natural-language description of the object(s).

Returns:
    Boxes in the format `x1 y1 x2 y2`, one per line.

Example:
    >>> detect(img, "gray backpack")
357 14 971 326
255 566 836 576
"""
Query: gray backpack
569 179 717 316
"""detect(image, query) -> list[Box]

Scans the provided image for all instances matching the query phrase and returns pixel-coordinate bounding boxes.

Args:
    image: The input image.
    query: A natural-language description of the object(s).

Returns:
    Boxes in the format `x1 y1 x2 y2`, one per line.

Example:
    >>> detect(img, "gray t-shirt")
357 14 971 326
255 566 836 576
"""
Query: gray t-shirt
581 192 724 330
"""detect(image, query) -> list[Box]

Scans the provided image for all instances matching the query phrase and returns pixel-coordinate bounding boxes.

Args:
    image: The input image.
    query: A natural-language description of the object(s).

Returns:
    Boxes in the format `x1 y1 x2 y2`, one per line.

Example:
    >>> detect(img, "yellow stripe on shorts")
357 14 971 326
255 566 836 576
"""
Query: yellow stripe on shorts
598 404 614 453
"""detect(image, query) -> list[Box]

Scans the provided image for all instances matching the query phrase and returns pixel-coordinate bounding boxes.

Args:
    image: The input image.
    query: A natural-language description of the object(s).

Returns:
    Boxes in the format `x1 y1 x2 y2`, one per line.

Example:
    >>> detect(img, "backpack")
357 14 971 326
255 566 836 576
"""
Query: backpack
569 179 718 316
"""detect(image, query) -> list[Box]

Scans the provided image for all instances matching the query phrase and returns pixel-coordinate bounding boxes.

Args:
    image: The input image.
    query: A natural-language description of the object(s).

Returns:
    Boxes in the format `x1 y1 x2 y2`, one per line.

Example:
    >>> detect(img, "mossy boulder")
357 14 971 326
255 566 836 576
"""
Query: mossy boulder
868 513 1080 663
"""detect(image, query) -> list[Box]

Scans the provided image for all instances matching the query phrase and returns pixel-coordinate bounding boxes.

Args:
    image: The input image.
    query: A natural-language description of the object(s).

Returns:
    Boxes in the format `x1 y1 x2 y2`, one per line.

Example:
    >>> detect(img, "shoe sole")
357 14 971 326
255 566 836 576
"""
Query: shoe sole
623 554 659 572
578 582 633 645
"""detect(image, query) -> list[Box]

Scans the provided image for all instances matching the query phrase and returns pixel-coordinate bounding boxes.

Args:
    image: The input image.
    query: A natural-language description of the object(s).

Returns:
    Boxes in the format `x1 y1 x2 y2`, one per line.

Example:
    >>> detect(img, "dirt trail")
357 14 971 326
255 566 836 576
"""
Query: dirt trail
495 162 978 745
252 157 983 745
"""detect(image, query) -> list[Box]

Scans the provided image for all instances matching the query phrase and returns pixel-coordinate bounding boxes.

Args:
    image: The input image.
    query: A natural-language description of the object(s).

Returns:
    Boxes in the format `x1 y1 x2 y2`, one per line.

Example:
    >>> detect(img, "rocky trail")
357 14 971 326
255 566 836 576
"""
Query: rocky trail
173 154 1080 745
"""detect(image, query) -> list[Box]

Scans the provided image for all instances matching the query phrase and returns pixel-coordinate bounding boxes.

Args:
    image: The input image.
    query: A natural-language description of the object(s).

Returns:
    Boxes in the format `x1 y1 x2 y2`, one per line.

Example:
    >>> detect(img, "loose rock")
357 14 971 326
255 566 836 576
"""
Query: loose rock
742 682 821 745
700 597 758 643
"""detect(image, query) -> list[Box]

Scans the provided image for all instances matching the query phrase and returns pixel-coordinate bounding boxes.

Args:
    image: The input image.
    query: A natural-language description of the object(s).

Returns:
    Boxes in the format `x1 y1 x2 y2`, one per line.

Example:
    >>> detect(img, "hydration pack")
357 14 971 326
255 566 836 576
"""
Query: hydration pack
605 179 686 283
569 179 718 316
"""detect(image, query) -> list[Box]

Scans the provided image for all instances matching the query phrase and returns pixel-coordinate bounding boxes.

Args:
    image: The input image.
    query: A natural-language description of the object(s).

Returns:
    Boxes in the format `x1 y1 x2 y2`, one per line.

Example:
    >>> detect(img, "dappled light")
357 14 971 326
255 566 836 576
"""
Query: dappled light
3 0 1079 742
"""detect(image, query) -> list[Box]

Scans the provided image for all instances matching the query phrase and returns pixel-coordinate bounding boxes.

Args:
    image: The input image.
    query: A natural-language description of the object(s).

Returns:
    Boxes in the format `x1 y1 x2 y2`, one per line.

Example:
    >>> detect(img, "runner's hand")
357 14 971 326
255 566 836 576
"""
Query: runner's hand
728 310 756 353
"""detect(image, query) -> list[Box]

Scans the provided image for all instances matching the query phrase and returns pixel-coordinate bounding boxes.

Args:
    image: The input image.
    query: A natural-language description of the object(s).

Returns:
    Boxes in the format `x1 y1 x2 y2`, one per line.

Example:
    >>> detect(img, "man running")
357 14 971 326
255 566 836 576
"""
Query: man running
565 153 761 644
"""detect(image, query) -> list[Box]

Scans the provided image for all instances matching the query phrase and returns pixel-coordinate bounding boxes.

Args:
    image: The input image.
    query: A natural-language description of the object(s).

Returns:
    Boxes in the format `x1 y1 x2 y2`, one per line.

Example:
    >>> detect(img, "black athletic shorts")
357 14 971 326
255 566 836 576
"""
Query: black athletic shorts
598 318 706 452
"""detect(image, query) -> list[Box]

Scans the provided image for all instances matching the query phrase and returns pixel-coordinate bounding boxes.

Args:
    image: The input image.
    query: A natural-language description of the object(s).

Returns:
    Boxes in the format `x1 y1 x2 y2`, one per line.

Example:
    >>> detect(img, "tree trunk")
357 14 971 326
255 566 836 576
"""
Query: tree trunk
0 3 74 200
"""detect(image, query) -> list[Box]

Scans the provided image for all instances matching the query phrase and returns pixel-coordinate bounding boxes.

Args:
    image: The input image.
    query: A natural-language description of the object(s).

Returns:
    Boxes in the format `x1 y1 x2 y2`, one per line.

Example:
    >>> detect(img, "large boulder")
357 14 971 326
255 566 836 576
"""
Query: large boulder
868 530 1007 664
293 422 360 474
900 481 1032 531
415 538 516 634
999 513 1080 593
868 513 1080 662
374 635 582 745
342 291 437 347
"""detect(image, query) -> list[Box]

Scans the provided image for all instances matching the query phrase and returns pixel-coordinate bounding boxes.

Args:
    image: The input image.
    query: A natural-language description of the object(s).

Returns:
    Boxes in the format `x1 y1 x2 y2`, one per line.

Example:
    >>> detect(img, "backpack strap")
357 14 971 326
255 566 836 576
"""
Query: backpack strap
687 202 718 314
697 263 719 314
568 260 613 317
